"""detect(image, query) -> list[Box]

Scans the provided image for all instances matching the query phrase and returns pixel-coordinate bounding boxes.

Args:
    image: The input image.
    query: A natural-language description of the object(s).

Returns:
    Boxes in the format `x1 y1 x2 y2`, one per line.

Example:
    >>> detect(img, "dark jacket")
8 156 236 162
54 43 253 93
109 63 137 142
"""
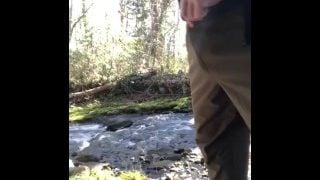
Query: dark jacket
178 0 251 45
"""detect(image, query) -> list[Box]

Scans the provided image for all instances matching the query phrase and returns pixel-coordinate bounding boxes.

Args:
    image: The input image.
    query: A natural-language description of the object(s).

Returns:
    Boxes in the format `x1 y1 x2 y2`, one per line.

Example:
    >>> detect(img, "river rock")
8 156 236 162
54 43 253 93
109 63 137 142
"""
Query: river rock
106 120 133 131
75 154 100 162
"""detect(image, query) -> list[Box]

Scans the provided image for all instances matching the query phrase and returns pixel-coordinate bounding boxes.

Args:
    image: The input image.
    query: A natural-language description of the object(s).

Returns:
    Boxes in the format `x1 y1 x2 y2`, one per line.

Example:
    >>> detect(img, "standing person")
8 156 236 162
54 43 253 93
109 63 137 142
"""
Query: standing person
179 0 251 179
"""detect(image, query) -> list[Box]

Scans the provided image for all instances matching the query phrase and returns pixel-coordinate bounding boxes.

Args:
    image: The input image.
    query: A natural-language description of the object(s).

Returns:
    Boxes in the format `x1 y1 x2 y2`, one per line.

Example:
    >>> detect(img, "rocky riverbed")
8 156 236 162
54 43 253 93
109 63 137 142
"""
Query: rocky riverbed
69 113 251 179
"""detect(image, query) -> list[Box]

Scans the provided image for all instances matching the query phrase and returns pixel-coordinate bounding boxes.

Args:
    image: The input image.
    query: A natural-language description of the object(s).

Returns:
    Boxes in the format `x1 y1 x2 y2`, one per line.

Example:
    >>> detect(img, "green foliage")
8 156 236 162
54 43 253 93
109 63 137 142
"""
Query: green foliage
69 0 188 92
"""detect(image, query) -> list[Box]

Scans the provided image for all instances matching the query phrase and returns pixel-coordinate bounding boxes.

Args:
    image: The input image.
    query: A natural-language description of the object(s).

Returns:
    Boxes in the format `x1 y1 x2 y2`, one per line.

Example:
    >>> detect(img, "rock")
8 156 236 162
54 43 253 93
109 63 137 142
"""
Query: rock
187 159 194 163
81 162 112 171
202 174 209 178
174 162 181 167
114 168 121 176
190 167 197 171
189 152 197 156
147 147 172 156
139 156 146 161
144 155 154 163
102 164 111 170
166 154 182 161
71 152 77 157
201 158 205 165
75 154 100 163
194 158 204 165
144 159 151 164
152 160 172 169
183 162 188 167
69 166 90 176
174 148 185 154
181 152 188 157
194 160 201 164
114 168 120 172
188 154 197 158
169 167 180 172
185 149 192 153
106 120 133 131
73 162 82 166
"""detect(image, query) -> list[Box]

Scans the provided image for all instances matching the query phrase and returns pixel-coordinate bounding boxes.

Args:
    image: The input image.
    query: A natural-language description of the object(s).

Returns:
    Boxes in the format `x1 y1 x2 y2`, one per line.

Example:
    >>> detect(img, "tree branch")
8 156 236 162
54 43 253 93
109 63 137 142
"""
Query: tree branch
69 2 94 42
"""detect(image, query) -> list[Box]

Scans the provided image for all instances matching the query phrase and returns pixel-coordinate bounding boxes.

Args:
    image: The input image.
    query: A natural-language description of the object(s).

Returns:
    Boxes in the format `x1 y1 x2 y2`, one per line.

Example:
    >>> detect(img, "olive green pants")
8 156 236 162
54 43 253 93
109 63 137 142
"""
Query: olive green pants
186 1 251 179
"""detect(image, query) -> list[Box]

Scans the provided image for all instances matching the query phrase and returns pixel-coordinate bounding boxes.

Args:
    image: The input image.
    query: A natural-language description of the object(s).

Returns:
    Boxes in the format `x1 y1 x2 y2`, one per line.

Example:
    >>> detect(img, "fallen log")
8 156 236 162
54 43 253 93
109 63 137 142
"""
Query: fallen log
69 83 111 100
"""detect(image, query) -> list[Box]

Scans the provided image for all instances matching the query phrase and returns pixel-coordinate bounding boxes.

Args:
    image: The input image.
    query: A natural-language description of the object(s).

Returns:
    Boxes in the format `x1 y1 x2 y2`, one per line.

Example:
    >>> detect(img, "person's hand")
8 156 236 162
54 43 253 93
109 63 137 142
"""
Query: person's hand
180 0 205 28
180 0 223 28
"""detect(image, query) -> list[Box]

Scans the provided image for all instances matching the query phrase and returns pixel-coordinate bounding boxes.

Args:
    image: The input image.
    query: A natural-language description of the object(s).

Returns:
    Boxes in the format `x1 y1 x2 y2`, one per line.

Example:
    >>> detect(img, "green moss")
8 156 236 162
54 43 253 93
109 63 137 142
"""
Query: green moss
69 168 115 180
69 97 191 122
173 97 191 111
69 168 146 180
119 171 147 180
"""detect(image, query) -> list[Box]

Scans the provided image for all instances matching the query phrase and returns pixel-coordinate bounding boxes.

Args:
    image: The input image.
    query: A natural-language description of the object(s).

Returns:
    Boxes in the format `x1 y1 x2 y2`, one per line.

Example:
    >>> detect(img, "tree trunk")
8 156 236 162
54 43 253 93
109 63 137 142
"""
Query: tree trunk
69 83 111 100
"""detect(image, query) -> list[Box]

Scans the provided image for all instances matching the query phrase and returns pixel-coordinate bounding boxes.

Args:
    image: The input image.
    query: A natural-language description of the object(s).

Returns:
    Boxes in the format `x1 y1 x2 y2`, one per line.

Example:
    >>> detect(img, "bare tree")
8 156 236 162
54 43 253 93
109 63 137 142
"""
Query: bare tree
147 0 171 68
69 0 94 42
